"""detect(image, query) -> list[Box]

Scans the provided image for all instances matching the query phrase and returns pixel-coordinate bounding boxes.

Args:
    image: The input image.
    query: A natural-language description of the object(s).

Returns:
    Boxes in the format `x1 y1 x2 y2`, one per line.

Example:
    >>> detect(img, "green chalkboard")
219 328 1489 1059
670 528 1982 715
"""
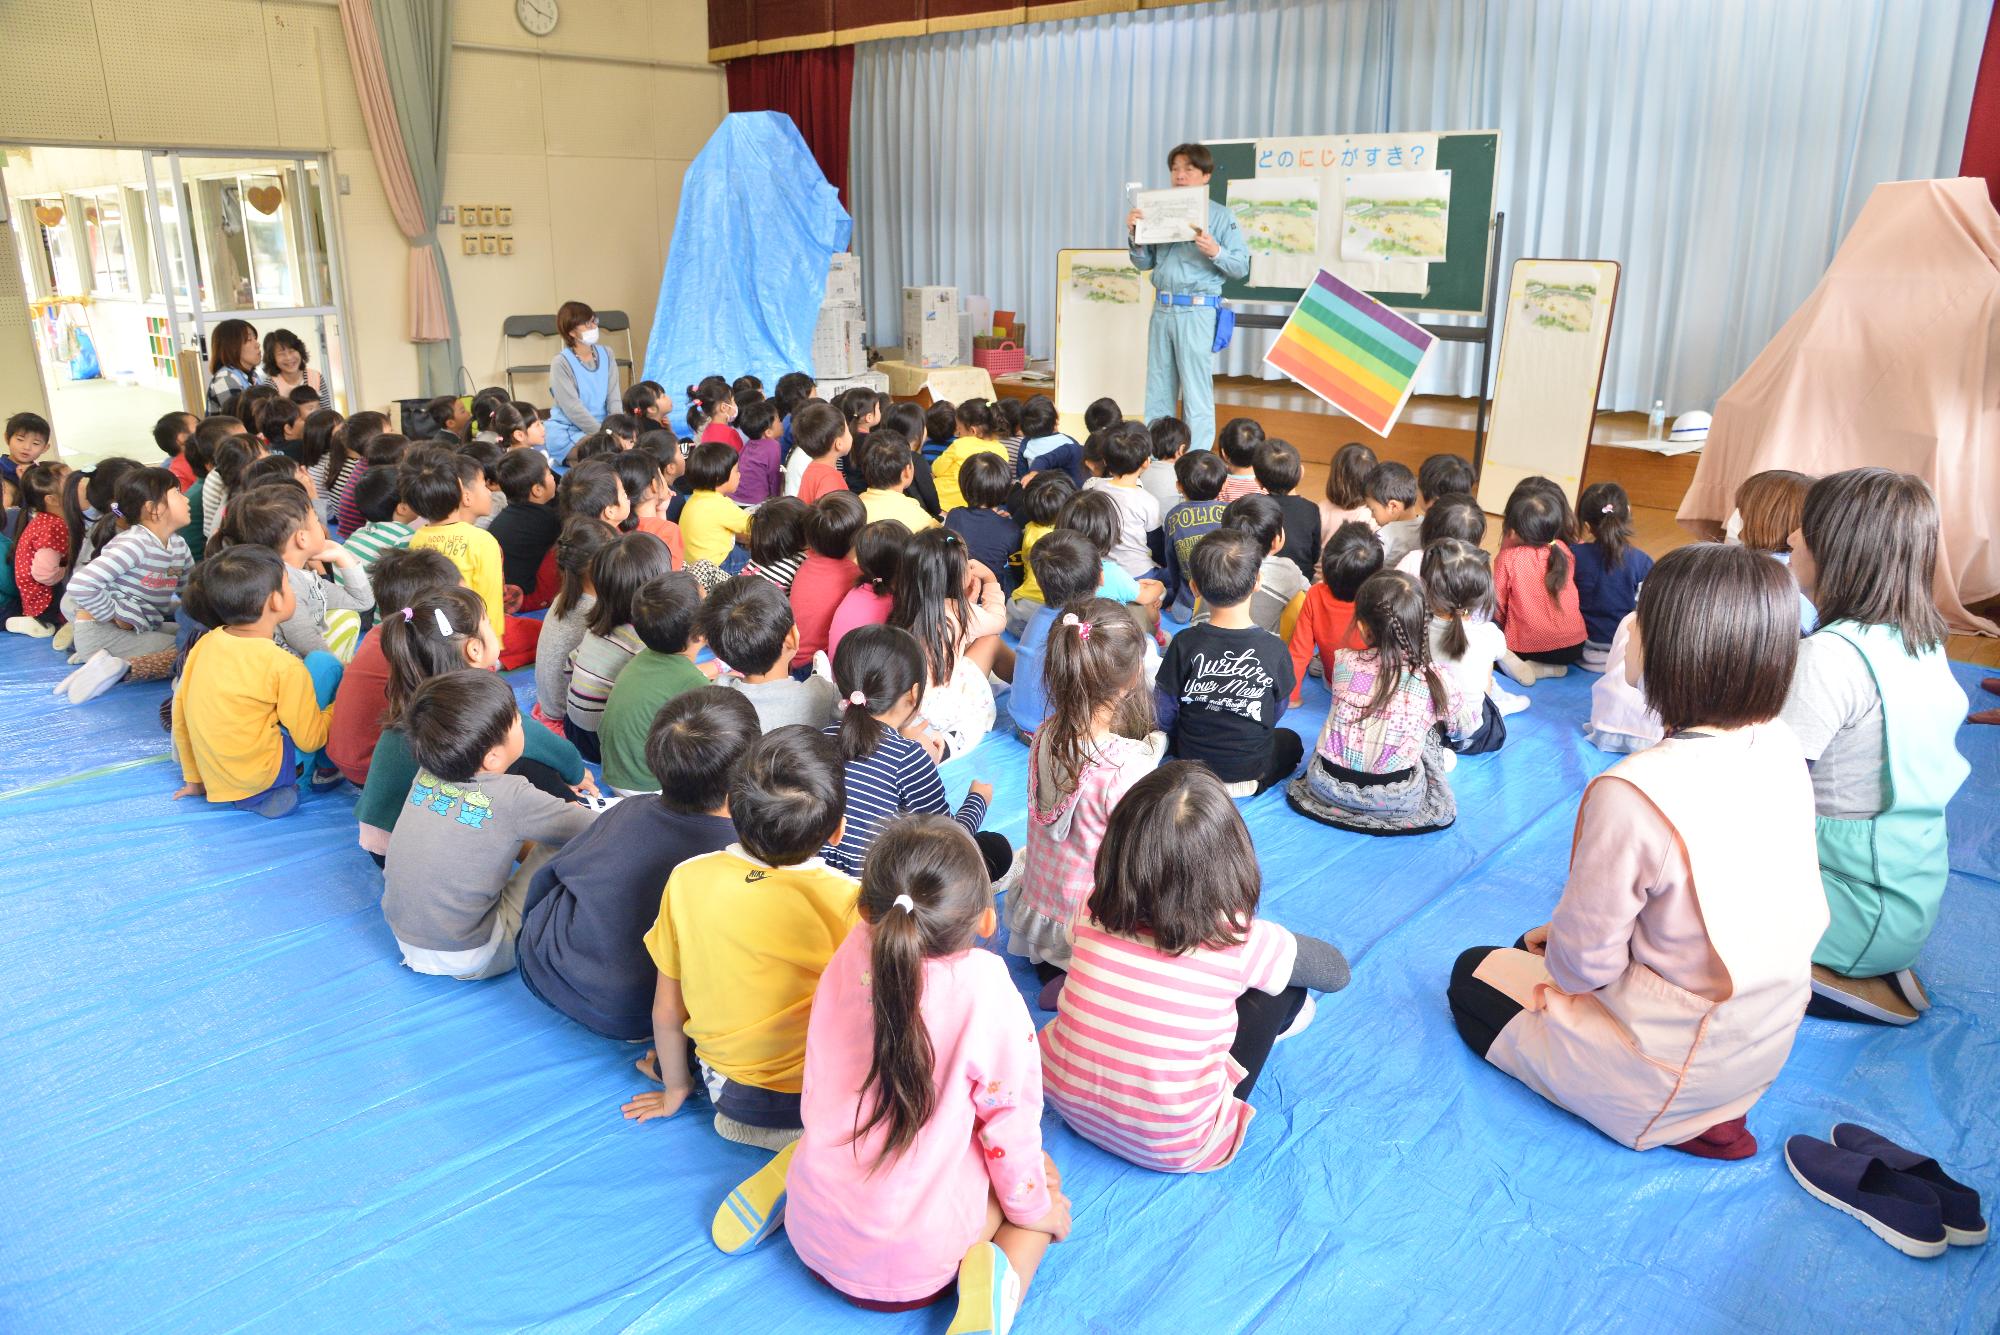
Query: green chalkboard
1203 132 1499 315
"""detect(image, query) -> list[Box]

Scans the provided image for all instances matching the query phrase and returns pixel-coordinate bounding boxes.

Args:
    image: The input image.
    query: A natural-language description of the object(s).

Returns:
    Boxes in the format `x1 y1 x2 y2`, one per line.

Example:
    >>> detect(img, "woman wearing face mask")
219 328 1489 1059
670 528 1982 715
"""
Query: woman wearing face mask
545 300 620 469
257 329 330 409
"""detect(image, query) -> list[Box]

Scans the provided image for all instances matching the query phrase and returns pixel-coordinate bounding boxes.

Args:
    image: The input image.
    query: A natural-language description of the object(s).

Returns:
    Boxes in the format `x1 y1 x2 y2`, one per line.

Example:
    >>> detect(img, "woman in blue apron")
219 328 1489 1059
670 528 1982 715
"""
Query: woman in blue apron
1780 468 1970 1025
544 301 619 468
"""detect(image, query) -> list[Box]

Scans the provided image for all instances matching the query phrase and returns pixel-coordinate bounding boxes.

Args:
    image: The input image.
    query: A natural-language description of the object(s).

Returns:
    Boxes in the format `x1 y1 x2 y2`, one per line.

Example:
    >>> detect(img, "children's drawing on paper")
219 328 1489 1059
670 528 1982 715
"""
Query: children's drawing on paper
1067 264 1143 304
1341 170 1452 263
1227 178 1322 289
1520 280 1598 334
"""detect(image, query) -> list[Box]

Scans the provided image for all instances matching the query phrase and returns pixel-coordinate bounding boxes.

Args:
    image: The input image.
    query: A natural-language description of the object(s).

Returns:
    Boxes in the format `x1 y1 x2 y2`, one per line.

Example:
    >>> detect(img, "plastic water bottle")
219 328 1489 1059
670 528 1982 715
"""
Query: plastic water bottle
1647 399 1666 443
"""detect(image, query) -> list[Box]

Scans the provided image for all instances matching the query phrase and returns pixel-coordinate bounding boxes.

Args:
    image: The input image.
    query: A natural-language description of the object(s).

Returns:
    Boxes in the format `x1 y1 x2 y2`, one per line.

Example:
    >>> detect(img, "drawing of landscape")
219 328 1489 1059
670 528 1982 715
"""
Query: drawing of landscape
1227 178 1320 256
1341 169 1451 263
1521 280 1598 333
1068 263 1143 304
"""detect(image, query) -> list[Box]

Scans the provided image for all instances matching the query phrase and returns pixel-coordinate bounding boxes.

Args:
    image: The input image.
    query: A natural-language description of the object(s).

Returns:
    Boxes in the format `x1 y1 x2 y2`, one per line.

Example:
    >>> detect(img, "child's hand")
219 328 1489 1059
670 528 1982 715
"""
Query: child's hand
172 781 204 800
1026 1189 1074 1243
966 557 998 587
1135 578 1166 609
571 770 600 798
314 542 354 568
969 780 993 803
1521 923 1551 956
621 1084 692 1123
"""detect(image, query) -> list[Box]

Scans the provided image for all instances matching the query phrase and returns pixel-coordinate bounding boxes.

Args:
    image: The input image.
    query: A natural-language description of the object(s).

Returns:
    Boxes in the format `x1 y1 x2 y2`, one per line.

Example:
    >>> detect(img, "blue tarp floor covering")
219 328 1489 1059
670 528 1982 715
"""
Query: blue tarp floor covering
2 630 1996 1333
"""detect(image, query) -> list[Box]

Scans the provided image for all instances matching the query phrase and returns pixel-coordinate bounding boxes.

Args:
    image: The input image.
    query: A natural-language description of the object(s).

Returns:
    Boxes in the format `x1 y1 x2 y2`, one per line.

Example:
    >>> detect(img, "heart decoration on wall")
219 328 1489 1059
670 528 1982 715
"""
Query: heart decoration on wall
33 203 63 228
245 184 284 216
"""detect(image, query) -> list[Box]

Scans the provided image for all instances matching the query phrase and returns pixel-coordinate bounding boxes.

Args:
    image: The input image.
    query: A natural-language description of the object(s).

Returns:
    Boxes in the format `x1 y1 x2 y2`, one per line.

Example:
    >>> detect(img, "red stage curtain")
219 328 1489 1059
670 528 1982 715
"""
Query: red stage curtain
1962 0 2000 213
725 46 857 208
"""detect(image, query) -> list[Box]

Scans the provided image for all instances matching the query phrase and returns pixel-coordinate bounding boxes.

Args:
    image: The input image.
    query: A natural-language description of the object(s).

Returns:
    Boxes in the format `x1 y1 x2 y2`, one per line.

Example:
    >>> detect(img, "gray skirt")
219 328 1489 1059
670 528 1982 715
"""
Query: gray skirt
1288 732 1456 836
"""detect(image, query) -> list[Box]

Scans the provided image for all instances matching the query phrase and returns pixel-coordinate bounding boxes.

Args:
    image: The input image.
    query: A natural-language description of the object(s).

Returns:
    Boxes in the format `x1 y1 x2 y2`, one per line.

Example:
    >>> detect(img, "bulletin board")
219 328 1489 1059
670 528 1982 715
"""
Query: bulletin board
1475 259 1622 513
1053 249 1155 423
1201 131 1500 315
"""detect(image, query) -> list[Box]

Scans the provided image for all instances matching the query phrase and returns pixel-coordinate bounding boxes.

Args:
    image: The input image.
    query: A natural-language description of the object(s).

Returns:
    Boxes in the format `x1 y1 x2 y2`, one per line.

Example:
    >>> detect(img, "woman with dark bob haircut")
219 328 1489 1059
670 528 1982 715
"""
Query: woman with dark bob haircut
1449 543 1827 1162
1779 468 1970 1026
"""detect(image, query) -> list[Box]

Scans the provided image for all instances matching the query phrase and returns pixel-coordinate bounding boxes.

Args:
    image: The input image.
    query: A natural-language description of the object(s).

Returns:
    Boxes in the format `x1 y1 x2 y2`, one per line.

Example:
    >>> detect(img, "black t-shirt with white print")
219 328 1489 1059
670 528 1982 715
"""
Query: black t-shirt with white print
1156 621 1296 783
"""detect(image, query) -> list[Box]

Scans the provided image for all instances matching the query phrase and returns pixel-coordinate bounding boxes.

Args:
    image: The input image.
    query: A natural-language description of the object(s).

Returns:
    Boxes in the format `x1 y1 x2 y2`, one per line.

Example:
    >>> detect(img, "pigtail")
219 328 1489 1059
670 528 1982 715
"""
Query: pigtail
1442 608 1469 661
1543 539 1570 603
379 587 484 722
832 624 927 763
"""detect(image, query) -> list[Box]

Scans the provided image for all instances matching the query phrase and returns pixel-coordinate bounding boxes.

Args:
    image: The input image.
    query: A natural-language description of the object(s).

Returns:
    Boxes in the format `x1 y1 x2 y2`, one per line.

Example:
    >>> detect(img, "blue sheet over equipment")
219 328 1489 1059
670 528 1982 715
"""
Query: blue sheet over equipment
642 112 852 403
1 632 1996 1332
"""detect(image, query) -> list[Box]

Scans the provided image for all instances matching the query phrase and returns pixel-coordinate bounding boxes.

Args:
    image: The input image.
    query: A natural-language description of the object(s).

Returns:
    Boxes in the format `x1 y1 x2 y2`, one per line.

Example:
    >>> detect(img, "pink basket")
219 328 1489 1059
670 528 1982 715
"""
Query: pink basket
972 340 1026 376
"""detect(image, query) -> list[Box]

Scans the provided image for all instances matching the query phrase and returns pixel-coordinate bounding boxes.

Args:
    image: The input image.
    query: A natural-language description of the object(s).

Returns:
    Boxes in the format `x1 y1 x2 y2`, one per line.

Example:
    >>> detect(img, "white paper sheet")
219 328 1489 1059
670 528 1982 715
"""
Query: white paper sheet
1133 186 1209 244
1248 133 1441 295
1340 169 1452 264
1226 177 1323 289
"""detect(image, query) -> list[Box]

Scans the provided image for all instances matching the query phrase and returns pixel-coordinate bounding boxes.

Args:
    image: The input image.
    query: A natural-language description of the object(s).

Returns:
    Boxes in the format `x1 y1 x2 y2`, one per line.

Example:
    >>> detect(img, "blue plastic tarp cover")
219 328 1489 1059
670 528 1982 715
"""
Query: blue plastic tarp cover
643 111 852 402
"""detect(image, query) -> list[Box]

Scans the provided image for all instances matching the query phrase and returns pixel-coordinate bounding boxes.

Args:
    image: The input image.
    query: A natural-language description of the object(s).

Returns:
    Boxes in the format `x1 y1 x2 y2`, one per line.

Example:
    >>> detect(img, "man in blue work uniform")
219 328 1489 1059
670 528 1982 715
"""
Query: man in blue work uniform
1126 142 1250 453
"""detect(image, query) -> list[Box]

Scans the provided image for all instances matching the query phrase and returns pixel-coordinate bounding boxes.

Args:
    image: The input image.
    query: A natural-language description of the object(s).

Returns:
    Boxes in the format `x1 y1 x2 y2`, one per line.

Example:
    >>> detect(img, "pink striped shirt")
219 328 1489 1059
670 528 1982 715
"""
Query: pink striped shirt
1011 732 1159 949
1218 474 1262 504
1039 918 1297 1173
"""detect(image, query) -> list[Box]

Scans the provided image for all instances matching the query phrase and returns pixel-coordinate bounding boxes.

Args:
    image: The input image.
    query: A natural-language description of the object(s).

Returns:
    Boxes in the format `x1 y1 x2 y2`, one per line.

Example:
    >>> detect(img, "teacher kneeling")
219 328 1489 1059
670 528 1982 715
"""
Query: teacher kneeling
1126 143 1248 453
1782 469 1970 1025
544 300 619 468
1449 544 1825 1161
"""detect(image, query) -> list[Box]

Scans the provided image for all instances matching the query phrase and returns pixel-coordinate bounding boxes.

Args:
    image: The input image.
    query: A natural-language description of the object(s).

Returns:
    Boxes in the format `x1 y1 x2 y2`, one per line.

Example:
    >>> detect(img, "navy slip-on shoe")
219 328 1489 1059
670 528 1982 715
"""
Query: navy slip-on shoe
1832 1123 1987 1246
1785 1136 1947 1258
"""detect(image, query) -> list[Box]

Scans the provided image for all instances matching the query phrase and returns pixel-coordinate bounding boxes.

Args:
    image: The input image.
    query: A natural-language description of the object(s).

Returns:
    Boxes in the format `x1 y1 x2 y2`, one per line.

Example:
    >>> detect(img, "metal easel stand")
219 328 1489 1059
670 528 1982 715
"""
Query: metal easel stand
1230 211 1507 482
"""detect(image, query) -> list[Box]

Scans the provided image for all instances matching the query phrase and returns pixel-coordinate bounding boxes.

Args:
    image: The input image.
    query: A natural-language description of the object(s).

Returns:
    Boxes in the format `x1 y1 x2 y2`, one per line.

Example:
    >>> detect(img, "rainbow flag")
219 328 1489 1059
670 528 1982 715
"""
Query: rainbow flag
1264 271 1434 437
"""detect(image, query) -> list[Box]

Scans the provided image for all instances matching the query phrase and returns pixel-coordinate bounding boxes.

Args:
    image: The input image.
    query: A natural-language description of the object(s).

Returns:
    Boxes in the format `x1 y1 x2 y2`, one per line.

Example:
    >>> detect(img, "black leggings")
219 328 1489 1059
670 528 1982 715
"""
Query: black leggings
1448 943 1528 1059
1256 729 1307 794
1230 986 1310 1098
1520 643 1584 666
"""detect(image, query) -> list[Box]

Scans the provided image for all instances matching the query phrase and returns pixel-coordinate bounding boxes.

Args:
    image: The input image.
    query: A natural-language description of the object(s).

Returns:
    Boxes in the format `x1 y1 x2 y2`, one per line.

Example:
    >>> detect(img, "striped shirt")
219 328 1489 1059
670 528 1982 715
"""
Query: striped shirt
1217 474 1262 504
67 526 190 631
564 624 644 732
344 520 415 567
1040 917 1297 1172
819 726 987 875
743 551 804 596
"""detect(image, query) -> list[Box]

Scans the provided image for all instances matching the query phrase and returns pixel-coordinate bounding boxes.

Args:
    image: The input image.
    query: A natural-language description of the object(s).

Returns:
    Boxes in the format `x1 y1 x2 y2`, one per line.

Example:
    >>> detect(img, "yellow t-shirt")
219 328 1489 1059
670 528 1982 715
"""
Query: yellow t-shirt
643 845 860 1091
859 487 939 532
409 521 505 632
931 437 1009 513
681 489 751 566
1014 521 1056 604
172 629 334 801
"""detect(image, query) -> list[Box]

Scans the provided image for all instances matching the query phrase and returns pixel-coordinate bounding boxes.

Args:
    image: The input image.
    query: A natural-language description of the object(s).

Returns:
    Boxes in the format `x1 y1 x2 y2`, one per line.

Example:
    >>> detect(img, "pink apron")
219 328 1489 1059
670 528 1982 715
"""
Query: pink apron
1475 724 1828 1149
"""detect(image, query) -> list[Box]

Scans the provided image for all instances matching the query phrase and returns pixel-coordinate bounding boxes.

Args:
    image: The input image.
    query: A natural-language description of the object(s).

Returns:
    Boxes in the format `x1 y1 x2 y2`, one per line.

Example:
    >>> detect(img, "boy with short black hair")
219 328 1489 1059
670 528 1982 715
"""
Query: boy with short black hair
1215 492 1309 633
1083 396 1123 435
1287 520 1383 706
855 429 938 532
622 724 859 1143
3 411 52 484
733 399 783 508
519 686 762 1041
154 410 199 490
1215 416 1267 503
1143 414 1190 516
945 452 1023 593
406 451 505 630
1253 438 1321 580
1007 528 1105 738
382 671 594 981
1156 529 1301 797
601 572 710 793
700 575 837 729
1082 420 1163 580
1364 460 1422 567
1162 448 1229 617
787 400 851 504
790 490 865 671
1418 453 1476 508
488 449 562 604
425 394 469 443
342 466 419 566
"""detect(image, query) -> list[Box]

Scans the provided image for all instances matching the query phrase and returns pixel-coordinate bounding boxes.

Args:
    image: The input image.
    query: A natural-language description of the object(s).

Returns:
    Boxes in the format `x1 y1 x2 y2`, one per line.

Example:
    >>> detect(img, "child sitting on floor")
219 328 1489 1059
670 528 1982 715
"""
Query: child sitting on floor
751 815 1068 1328
1493 479 1586 683
1058 488 1163 623
790 492 864 672
1317 441 1376 539
610 451 684 569
740 495 808 593
1007 597 1162 991
1394 492 1486 578
704 575 838 731
1159 531 1301 796
827 518 907 660
1424 539 1510 755
1287 521 1381 706
532 518 616 736
1363 461 1422 568
1007 530 1105 741
519 687 758 1040
1141 415 1188 517
1289 571 1460 835
171 545 339 820
600 572 709 794
1214 417 1266 503
341 467 418 568
679 441 750 569
1215 493 1307 635
58 467 190 703
1730 468 1818 635
945 453 1023 595
327 547 460 785
822 624 1000 861
381 670 595 981
889 527 1009 757
789 401 852 504
732 399 784 508
7 462 70 638
563 531 676 763
1040 763 1349 1173
221 484 373 664
1082 422 1163 582
620 725 859 1146
1016 395 1083 485
1005 470 1076 633
1162 450 1228 620
355 586 586 861
931 397 1007 513
1253 439 1321 581
857 430 940 533
488 450 561 610
1572 482 1653 671
404 449 503 633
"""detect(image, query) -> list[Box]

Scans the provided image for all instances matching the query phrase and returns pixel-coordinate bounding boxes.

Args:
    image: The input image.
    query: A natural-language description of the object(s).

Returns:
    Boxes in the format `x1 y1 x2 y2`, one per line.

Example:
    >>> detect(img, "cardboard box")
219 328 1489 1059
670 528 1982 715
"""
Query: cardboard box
825 252 861 306
815 368 889 399
874 359 933 398
812 302 868 379
874 360 994 402
901 285 959 368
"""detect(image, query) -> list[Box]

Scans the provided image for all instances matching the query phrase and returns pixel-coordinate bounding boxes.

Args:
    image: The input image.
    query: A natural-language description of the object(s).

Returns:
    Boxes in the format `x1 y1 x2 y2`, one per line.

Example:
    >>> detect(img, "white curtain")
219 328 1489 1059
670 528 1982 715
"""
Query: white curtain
850 0 1985 412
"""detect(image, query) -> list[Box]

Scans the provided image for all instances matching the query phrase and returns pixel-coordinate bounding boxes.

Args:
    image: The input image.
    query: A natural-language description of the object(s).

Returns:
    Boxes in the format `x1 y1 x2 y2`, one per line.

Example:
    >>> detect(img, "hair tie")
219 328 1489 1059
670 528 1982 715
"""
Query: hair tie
891 894 916 914
848 690 867 707
399 607 414 622
1600 502 1616 514
433 607 454 638
1060 612 1092 641
109 502 122 517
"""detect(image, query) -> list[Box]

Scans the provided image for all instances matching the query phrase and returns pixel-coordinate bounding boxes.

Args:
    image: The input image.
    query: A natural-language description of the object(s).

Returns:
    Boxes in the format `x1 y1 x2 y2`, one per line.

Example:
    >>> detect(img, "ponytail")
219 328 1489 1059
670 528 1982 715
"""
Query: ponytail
860 902 934 1161
1543 539 1570 603
1441 608 1469 660
550 516 616 619
831 624 927 763
379 586 487 722
1578 481 1633 570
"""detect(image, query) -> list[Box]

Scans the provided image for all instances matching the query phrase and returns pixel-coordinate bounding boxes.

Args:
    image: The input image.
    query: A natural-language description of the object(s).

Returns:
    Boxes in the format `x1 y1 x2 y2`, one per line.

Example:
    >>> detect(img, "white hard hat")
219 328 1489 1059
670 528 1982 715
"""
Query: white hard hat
1668 410 1711 443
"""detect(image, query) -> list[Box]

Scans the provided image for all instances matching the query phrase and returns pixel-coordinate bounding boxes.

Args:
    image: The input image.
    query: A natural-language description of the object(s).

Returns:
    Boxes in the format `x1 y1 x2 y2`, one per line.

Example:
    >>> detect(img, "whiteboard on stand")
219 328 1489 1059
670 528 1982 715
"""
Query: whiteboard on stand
1055 249 1154 434
1477 259 1621 512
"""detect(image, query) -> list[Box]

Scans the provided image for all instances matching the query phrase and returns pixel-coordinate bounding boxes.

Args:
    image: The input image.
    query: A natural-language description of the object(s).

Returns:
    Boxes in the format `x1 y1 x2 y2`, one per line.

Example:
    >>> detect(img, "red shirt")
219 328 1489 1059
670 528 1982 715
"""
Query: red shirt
13 511 70 616
1287 584 1363 705
327 627 392 785
798 458 848 505
168 455 196 492
699 422 746 452
1493 540 1587 653
789 551 861 669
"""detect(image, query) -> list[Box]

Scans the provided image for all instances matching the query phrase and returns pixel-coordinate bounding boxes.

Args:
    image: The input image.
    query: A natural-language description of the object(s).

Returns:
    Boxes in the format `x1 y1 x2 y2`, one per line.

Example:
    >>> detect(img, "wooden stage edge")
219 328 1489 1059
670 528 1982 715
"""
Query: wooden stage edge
993 375 1696 514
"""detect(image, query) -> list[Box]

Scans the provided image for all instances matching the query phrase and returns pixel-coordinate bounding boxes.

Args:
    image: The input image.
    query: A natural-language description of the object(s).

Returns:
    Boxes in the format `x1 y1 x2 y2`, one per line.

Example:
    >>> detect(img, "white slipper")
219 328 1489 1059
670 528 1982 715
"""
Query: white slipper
66 650 129 704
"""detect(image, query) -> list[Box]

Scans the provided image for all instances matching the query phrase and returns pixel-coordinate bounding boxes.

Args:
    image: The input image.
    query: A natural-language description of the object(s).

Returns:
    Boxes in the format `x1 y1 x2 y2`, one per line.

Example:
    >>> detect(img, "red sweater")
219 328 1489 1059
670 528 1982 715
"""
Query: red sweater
789 551 861 669
1287 585 1363 706
13 511 70 617
1493 540 1586 653
327 627 392 785
798 459 848 505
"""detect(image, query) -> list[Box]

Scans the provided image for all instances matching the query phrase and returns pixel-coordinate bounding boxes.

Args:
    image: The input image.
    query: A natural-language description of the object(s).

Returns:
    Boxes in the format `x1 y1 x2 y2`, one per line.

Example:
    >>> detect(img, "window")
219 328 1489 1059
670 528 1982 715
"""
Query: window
79 192 134 296
26 197 80 295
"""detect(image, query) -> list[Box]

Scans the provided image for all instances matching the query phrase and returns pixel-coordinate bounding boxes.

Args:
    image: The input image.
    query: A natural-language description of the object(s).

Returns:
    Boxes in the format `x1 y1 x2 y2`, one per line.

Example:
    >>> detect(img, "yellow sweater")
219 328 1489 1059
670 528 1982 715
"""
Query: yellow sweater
931 436 1008 513
409 521 505 632
859 488 939 532
172 630 333 801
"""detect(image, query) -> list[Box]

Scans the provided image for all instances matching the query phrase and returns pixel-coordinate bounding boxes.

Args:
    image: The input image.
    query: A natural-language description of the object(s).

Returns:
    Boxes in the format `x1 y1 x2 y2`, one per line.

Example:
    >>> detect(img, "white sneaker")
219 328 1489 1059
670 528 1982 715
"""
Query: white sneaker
65 650 130 704
1491 683 1531 716
1276 993 1317 1042
6 616 53 639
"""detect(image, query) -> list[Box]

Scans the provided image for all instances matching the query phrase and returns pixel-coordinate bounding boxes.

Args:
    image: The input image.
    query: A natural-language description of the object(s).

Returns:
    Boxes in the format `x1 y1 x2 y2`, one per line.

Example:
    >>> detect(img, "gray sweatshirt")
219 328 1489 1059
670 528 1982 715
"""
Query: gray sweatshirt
276 559 374 659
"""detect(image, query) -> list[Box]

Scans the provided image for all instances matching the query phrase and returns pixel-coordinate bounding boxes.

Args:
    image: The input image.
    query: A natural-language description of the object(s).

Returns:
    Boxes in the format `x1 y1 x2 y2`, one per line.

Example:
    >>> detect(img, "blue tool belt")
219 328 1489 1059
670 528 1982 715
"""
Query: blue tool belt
1156 291 1223 307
